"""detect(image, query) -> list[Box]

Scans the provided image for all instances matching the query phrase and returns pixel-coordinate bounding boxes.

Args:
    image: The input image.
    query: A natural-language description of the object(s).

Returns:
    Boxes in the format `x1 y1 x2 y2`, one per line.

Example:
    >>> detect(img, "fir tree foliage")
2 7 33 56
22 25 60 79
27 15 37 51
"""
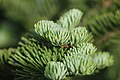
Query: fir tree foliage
85 10 120 36
0 48 15 66
57 9 83 29
44 61 67 80
35 9 92 46
8 9 113 80
93 52 113 69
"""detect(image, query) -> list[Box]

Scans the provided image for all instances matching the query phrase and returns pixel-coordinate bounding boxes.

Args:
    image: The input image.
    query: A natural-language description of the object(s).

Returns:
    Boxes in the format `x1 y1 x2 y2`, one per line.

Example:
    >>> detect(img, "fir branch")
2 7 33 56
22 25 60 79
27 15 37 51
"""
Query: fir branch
44 61 67 80
85 10 120 36
93 52 114 69
8 9 113 80
57 9 83 30
35 9 93 47
0 48 15 66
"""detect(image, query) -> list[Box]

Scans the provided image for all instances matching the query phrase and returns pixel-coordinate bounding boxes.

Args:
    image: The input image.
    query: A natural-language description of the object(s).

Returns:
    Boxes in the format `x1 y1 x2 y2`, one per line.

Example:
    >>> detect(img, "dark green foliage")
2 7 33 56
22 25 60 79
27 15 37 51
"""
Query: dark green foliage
100 34 120 80
0 48 15 66
84 10 120 36
0 48 16 80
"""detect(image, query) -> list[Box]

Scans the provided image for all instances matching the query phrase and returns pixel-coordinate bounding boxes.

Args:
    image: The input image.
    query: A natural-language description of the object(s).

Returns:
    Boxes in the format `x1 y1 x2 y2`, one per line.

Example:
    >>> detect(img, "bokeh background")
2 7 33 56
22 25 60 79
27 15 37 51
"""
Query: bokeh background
0 0 120 80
